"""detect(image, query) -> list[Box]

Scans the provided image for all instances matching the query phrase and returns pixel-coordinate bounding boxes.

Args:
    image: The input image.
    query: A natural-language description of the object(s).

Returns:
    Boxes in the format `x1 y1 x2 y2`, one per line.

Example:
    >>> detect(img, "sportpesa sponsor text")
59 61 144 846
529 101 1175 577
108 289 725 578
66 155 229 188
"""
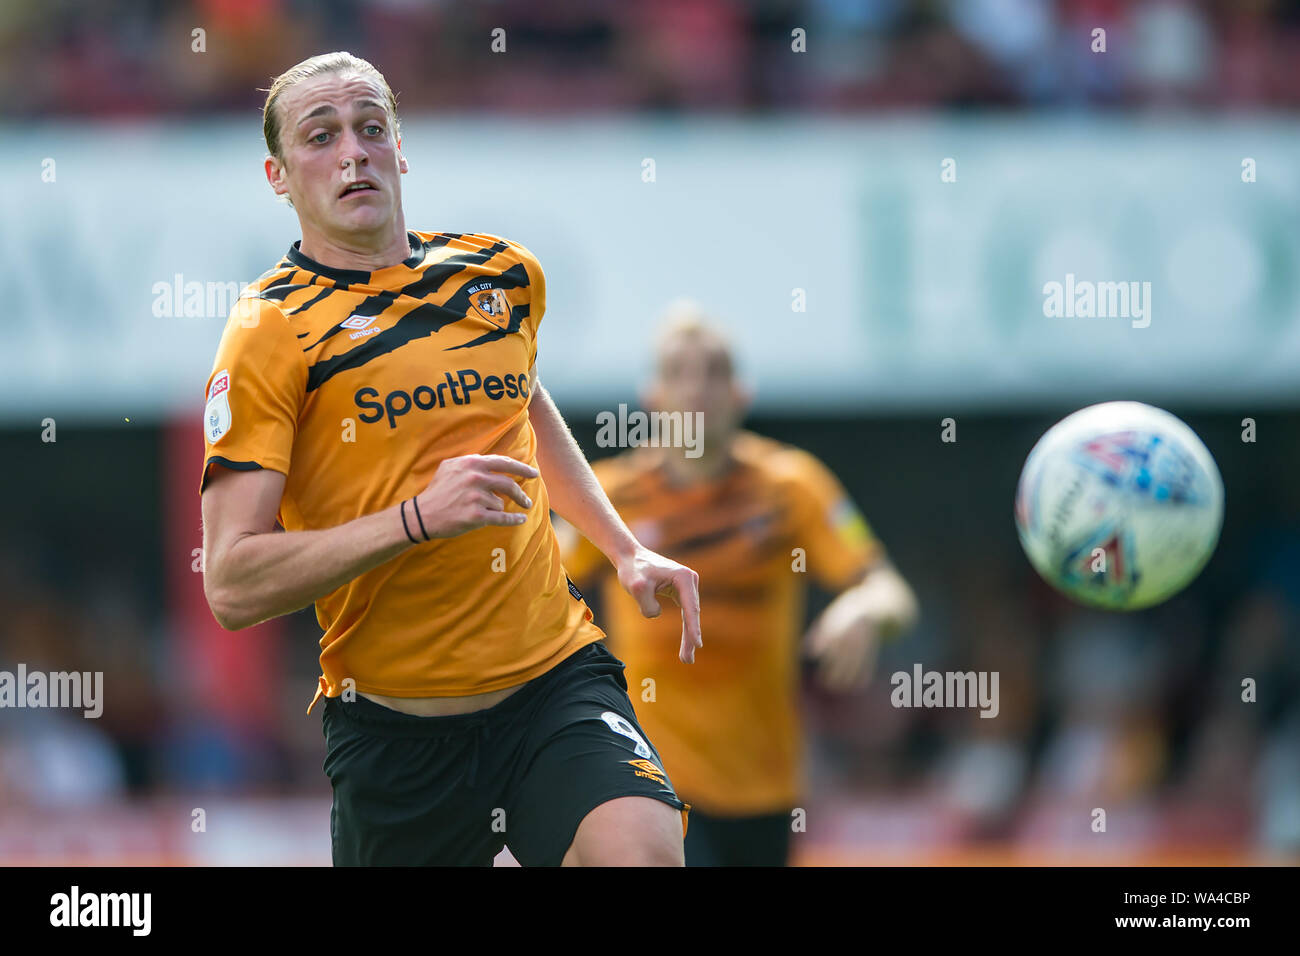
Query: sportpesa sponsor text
354 369 530 428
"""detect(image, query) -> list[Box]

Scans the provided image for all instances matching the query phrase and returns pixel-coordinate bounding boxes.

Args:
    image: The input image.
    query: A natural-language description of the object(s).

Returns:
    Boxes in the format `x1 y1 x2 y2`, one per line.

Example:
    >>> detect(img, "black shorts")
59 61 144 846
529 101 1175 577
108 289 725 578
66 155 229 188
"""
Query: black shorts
683 808 792 867
322 640 689 866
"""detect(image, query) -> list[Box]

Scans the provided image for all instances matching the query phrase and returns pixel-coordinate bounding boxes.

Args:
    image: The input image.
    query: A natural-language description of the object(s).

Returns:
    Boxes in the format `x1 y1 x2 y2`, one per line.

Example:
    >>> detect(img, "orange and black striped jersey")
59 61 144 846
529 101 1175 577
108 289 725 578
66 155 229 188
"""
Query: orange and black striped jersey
200 231 604 713
562 431 879 815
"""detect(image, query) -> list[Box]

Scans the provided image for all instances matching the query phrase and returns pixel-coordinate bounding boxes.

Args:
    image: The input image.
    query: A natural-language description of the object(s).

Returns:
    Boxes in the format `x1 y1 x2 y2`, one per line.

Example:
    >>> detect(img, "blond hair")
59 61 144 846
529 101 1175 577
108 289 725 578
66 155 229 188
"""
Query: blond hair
654 299 736 377
262 52 400 163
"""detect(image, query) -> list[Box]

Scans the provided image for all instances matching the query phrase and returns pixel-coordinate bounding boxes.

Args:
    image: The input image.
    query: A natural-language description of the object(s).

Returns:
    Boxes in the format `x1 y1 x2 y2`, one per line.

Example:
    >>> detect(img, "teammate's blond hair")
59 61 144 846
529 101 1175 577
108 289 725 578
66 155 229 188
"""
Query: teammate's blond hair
654 299 735 377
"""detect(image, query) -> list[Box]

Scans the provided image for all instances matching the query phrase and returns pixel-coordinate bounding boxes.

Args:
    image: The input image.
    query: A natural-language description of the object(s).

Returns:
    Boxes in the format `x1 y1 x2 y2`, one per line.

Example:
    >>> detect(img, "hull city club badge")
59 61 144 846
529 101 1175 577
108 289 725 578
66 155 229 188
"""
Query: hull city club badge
468 286 512 330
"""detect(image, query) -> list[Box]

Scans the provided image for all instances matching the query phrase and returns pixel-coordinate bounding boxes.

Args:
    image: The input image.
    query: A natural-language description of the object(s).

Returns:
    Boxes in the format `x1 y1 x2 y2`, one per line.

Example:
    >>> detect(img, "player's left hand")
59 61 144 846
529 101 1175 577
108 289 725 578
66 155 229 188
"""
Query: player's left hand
616 547 702 663
805 602 881 691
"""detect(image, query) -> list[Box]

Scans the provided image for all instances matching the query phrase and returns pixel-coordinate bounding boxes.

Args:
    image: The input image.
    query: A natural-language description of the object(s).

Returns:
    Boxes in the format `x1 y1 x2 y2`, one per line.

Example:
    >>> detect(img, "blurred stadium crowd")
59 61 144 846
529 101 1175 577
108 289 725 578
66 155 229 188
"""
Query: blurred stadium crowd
2 0 1300 116
803 530 1300 858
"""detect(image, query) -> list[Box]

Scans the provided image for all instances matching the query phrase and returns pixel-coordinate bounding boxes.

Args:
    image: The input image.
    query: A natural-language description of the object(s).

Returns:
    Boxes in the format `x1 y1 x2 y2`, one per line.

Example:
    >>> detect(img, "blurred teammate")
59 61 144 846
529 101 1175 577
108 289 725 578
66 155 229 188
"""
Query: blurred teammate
561 303 918 866
198 52 701 866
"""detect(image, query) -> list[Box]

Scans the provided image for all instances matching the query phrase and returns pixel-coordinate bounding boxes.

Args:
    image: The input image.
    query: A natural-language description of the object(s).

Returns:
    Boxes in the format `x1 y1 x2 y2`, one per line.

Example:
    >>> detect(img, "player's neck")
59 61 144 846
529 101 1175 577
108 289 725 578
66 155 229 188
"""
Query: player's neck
658 435 736 486
297 219 412 274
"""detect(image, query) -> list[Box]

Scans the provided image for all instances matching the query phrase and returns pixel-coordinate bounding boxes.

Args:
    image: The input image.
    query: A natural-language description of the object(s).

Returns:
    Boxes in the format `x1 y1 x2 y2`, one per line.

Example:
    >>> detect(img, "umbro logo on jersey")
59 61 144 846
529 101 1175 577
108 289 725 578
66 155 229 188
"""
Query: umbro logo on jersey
341 315 381 341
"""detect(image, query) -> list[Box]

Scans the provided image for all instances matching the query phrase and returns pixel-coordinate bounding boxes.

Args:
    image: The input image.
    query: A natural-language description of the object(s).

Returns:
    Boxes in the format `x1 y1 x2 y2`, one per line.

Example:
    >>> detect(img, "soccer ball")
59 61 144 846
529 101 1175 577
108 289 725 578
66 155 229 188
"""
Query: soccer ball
1014 401 1224 610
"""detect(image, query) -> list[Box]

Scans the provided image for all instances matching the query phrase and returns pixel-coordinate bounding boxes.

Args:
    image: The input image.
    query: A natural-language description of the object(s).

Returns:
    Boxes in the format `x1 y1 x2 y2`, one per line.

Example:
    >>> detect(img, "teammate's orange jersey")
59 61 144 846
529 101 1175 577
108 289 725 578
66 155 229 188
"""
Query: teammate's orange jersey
562 431 879 815
200 231 604 713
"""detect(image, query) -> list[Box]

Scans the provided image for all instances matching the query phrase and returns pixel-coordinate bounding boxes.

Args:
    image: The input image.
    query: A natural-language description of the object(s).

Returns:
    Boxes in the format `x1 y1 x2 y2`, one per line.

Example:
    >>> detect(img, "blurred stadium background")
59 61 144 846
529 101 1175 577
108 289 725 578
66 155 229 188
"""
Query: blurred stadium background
2 0 1300 865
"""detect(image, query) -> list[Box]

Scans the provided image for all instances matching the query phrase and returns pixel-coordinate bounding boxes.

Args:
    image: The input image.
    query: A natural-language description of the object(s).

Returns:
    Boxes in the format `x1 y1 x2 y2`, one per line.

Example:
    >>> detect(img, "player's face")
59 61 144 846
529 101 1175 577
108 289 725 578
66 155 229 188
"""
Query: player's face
267 72 407 242
648 336 746 443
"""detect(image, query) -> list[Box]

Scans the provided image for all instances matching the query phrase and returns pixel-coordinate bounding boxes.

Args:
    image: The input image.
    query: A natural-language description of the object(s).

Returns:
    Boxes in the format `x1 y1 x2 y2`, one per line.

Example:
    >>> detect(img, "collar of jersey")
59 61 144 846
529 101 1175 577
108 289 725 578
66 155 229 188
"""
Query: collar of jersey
286 231 425 285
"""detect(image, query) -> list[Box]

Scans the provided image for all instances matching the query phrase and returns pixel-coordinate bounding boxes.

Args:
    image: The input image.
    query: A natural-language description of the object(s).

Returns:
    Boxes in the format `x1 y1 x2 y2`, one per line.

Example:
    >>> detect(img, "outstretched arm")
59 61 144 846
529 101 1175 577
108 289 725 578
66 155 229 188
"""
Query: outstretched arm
528 370 702 663
806 558 918 690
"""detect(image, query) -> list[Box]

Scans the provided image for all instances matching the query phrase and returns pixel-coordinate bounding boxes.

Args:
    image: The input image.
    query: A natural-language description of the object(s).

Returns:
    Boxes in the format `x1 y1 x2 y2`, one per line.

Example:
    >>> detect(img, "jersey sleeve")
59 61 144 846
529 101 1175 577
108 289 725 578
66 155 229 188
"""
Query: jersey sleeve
787 451 881 592
506 238 546 370
199 295 306 494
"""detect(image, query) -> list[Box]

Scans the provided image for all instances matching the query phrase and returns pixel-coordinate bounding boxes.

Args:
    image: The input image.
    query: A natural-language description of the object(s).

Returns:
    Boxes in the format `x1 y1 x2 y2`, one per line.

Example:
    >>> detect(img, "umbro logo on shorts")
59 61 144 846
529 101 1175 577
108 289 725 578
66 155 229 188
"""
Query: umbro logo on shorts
626 759 667 785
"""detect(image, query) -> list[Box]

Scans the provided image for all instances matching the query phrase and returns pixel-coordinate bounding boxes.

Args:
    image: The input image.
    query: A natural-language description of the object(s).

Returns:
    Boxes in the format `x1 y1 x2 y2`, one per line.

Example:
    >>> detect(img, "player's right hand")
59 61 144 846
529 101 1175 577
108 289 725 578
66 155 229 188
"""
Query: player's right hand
412 454 538 538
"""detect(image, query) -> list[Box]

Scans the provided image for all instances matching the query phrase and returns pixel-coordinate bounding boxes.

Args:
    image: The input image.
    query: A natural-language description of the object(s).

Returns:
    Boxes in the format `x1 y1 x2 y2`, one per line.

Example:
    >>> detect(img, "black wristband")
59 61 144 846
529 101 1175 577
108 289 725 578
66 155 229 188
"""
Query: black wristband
411 494 430 541
399 498 419 545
